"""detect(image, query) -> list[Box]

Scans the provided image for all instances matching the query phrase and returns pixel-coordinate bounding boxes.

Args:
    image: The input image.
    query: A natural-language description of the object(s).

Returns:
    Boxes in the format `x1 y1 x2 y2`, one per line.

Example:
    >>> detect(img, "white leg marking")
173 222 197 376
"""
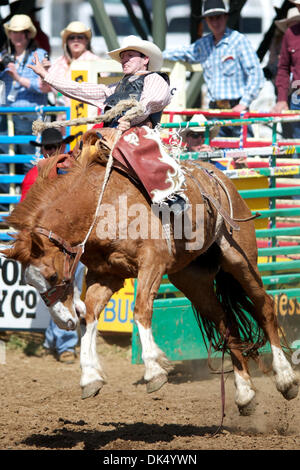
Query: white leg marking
80 321 105 388
74 285 86 319
234 371 255 407
136 321 171 381
271 345 297 392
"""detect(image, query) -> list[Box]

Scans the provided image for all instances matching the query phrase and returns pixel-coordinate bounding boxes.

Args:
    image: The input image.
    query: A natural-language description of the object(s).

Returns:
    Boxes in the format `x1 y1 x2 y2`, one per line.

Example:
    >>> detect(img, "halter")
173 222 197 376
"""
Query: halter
34 227 84 307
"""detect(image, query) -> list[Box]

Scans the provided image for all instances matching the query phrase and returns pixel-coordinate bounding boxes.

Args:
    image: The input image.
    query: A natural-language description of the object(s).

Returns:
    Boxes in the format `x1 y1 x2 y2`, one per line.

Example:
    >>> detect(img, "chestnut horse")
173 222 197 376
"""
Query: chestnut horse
2 127 298 416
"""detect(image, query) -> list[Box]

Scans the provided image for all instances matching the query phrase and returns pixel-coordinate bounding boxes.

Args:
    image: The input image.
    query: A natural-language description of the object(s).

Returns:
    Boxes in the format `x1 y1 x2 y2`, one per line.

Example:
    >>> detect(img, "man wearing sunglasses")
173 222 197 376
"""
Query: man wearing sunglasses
180 114 247 169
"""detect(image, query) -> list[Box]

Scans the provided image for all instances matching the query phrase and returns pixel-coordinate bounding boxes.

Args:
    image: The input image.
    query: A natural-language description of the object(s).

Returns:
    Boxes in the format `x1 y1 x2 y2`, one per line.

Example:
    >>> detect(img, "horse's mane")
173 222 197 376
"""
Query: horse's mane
6 128 118 232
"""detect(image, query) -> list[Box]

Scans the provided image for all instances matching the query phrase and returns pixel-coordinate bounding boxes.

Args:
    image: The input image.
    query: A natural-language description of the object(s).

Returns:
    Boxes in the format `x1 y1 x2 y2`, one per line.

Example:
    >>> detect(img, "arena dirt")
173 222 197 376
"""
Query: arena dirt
0 332 299 451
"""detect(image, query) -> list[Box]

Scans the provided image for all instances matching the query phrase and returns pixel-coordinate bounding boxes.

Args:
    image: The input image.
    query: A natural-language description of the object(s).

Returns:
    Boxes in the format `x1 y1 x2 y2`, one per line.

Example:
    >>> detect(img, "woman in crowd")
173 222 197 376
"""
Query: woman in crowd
0 14 48 211
41 21 104 112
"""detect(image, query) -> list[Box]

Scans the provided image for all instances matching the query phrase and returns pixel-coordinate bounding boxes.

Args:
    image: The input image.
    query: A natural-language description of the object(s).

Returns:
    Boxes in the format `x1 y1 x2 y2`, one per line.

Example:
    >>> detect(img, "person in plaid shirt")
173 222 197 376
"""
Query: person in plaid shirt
163 0 264 137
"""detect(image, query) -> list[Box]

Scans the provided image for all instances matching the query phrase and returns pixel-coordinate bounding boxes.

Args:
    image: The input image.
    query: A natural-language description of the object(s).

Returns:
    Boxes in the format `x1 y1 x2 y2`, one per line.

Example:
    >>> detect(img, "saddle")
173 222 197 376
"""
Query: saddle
77 126 186 205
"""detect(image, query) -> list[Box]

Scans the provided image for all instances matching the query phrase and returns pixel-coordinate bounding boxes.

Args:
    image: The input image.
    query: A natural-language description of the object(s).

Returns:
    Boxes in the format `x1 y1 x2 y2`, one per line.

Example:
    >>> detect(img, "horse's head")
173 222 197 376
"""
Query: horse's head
2 228 83 331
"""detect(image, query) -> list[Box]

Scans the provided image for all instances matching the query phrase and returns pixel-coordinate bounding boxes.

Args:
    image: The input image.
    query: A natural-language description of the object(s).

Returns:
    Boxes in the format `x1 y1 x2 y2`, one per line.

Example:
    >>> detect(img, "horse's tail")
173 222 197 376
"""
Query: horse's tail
192 269 267 358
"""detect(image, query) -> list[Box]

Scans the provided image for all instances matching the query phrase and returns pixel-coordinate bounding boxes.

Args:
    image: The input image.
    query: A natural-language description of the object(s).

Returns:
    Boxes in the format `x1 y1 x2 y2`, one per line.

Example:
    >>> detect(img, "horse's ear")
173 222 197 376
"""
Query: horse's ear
31 232 45 258
0 230 33 264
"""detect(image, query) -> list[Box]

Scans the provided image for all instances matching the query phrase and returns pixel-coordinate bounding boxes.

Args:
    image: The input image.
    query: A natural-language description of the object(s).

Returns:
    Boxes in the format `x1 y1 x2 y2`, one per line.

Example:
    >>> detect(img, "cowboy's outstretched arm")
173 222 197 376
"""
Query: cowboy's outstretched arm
28 52 109 109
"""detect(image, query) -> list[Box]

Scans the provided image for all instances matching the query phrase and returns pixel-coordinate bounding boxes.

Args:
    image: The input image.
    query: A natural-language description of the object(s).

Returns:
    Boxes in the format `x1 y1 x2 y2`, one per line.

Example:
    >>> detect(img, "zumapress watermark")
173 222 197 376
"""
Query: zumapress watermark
0 340 6 364
96 195 205 251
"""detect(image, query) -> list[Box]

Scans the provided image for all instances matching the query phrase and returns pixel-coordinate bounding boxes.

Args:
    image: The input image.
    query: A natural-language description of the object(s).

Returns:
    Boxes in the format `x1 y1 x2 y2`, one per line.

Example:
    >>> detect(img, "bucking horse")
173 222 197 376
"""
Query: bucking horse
2 124 298 419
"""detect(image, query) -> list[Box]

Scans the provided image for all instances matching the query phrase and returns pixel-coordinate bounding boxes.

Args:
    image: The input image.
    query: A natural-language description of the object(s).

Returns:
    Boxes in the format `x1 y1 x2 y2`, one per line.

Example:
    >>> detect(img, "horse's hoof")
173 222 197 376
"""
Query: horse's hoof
81 380 104 399
238 398 256 416
146 373 168 393
281 381 299 401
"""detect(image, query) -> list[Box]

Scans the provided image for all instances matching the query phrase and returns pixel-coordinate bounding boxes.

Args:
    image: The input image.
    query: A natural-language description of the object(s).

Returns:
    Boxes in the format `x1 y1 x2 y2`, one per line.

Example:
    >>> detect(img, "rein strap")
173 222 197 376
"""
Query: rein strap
35 227 84 283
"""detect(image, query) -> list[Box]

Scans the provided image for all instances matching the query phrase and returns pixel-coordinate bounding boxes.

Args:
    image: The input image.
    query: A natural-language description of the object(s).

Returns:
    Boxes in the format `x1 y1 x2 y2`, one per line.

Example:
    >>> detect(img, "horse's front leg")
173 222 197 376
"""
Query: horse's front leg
134 263 172 393
80 273 123 399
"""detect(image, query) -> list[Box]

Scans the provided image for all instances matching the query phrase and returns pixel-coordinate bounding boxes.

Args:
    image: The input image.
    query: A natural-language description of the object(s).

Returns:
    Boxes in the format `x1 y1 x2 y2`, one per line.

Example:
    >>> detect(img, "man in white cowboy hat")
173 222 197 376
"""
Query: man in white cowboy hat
28 34 171 131
28 36 188 213
274 7 300 33
163 0 264 138
265 7 300 96
272 0 300 141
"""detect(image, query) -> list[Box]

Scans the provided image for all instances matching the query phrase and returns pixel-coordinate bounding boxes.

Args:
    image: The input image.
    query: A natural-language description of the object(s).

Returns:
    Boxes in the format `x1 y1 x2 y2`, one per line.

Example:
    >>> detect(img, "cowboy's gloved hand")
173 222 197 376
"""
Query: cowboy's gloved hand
117 116 131 133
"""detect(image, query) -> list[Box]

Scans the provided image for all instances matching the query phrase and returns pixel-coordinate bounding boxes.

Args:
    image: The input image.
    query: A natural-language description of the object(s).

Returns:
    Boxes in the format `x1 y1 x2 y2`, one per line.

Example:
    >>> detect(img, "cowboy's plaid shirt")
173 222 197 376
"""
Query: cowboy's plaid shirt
163 28 264 109
44 70 172 125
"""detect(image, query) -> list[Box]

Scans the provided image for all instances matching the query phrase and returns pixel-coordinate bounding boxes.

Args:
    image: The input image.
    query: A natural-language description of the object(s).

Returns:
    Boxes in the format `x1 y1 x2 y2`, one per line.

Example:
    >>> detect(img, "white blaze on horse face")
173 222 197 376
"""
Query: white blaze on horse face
25 264 78 331
25 264 49 292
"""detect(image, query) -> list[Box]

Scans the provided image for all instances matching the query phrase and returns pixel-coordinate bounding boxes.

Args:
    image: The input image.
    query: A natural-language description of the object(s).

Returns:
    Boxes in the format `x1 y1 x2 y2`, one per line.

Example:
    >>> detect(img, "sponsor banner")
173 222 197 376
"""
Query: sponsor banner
97 279 135 333
0 254 50 330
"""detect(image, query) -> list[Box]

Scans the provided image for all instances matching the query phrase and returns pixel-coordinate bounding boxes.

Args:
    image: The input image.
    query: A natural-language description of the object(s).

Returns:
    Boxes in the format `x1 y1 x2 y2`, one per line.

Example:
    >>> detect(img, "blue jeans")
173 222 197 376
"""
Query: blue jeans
43 262 85 355
43 318 78 355
0 114 35 211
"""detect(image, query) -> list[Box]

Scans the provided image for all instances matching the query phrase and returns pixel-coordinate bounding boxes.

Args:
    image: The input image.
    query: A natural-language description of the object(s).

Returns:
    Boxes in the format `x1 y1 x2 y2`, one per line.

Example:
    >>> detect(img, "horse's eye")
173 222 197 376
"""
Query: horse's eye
49 273 58 284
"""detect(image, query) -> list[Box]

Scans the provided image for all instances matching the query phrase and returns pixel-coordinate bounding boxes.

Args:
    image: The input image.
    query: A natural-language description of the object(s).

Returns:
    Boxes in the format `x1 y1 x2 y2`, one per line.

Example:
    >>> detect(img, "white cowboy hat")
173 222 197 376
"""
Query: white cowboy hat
60 21 92 44
275 7 300 32
108 35 163 71
289 1 300 5
4 14 37 39
180 114 219 140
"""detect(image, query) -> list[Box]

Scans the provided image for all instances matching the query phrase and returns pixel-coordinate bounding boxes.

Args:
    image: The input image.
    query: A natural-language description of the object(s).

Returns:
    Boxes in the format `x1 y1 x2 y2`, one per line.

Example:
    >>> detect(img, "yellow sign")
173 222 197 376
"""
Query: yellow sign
70 70 88 149
232 175 269 229
97 278 135 333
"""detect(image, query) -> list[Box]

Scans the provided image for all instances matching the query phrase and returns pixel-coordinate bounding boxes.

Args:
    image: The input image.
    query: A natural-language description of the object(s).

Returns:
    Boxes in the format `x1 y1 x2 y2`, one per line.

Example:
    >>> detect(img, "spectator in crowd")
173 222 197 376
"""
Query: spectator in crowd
0 14 48 212
180 114 247 169
180 114 217 153
40 21 105 114
162 0 264 138
266 7 300 138
264 8 300 86
22 127 84 364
